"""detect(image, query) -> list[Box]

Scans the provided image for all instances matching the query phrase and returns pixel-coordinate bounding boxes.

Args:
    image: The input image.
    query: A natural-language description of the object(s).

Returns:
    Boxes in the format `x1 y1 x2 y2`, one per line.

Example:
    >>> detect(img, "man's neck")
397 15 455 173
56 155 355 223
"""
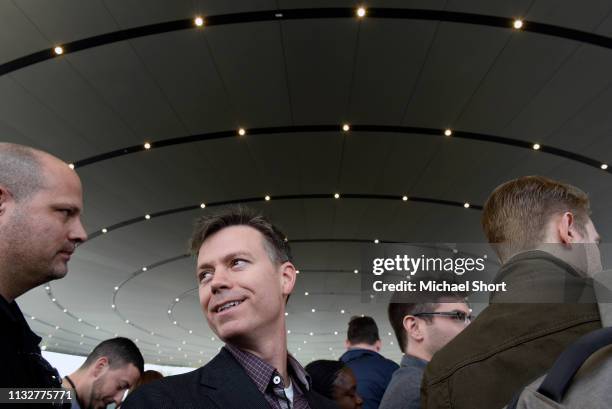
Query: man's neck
62 371 86 401
0 262 39 302
232 323 290 385
348 343 378 352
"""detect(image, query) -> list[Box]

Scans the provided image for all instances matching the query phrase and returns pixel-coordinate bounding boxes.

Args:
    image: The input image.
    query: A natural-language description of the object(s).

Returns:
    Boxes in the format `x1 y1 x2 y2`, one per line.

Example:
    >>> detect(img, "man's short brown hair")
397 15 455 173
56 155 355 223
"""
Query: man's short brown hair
189 206 292 264
482 176 591 262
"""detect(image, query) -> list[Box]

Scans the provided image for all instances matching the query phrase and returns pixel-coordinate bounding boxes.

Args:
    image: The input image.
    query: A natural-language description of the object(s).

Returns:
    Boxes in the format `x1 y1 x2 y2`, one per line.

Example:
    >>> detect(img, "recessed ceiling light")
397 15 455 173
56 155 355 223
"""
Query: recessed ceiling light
513 19 523 29
194 16 204 27
354 269 358 274
304 291 309 296
77 318 82 322
601 164 608 170
145 214 151 220
265 195 271 201
287 330 291 334
444 129 452 136
95 326 99 330
142 267 148 272
295 270 300 274
54 46 64 55
402 195 408 201
200 203 206 209
175 298 180 302
238 128 246 136
45 286 50 291
68 163 75 169
41 345 47 351
63 309 68 313
334 193 340 199
52 298 56 302
342 124 350 131
111 304 115 309
173 321 177 325
101 228 108 233
533 143 541 150
167 310 171 314
311 308 316 313
285 312 289 316
341 309 345 314
114 286 119 291
125 319 130 324
144 142 151 149
374 239 379 244
356 7 366 17
334 331 339 335
464 202 470 208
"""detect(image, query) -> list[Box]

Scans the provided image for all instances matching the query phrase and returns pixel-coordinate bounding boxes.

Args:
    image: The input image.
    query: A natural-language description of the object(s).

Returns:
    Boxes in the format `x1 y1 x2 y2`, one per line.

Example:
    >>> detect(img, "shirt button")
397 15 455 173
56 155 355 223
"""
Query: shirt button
273 375 281 385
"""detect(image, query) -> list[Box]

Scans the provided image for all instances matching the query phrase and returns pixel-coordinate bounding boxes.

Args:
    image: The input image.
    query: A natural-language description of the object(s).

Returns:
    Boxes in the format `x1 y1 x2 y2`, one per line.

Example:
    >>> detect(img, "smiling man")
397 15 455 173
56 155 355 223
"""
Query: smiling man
0 143 87 388
123 207 337 409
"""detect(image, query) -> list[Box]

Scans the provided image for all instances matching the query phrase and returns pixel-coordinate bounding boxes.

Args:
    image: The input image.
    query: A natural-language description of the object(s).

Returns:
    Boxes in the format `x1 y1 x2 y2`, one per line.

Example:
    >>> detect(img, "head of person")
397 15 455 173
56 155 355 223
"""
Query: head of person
482 176 601 275
388 291 470 361
305 360 363 409
129 370 163 392
190 206 296 346
0 143 87 301
75 337 144 409
345 316 381 352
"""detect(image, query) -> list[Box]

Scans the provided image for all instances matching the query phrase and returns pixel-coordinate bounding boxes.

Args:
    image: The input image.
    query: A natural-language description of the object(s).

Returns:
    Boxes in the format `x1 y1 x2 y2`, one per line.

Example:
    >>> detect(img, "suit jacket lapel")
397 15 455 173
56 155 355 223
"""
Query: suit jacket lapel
200 348 272 409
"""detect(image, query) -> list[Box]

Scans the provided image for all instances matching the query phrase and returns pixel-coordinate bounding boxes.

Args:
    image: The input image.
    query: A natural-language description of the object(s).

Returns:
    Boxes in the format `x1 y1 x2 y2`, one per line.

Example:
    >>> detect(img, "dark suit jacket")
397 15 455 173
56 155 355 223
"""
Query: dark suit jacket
122 348 338 409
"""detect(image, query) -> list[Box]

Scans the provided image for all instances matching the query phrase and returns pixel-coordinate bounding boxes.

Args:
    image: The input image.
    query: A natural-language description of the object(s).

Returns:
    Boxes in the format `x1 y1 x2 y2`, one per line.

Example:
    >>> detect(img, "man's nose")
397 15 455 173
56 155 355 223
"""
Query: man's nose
70 217 88 243
210 267 232 294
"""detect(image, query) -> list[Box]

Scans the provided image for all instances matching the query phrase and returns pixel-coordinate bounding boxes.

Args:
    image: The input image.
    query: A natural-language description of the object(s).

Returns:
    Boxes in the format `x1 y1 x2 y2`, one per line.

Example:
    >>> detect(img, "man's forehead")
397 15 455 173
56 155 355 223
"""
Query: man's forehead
197 225 266 261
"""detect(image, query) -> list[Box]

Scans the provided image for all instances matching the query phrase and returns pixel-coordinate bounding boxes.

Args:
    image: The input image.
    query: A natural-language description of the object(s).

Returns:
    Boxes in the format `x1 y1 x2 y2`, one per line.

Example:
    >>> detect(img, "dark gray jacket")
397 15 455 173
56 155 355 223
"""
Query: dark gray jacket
379 355 427 409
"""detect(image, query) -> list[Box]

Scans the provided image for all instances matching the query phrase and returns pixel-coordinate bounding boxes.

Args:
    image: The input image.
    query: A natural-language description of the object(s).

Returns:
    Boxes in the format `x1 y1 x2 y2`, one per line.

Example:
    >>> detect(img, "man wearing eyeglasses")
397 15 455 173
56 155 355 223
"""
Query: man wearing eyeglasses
0 143 87 389
379 291 470 409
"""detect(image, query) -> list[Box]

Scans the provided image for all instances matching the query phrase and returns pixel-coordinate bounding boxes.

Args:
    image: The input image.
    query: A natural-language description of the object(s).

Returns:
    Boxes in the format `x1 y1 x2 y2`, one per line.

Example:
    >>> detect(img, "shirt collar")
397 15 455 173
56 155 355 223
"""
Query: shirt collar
401 354 428 368
224 344 311 392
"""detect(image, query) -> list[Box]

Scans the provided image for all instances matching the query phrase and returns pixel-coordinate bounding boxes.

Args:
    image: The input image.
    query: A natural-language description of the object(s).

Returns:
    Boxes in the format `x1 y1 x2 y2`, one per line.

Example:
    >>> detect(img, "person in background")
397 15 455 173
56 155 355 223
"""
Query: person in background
306 360 363 409
379 290 470 409
61 337 143 409
340 316 398 409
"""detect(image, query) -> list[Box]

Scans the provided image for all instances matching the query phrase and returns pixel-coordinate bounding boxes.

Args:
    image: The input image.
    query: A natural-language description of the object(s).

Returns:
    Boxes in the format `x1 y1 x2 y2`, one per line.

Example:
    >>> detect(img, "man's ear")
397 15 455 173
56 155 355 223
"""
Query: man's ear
0 185 14 217
91 357 109 378
403 315 424 342
374 339 382 352
279 261 297 299
557 212 578 245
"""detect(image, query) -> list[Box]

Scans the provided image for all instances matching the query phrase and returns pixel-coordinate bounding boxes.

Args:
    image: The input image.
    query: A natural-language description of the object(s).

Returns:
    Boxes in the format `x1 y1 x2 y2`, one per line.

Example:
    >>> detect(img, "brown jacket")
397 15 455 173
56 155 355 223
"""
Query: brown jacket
421 251 601 409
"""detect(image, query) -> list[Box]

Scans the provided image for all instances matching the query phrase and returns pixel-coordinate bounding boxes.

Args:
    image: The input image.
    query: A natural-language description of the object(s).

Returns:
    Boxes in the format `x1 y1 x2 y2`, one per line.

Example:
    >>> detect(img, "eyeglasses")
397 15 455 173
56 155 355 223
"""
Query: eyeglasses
413 311 473 325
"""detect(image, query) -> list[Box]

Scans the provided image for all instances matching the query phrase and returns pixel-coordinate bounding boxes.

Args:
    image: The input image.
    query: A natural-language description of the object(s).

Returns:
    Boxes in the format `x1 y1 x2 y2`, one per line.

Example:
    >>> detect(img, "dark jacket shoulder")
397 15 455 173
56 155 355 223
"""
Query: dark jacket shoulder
123 348 338 409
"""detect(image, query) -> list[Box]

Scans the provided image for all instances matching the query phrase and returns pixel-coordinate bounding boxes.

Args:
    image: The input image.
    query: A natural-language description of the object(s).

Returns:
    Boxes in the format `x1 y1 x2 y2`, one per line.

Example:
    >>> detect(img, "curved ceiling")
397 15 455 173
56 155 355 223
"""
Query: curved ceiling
6 0 612 366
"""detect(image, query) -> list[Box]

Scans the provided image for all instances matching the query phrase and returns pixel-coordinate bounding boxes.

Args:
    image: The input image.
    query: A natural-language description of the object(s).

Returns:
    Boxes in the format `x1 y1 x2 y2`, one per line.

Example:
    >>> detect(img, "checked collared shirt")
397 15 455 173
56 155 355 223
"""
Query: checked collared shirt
224 344 312 409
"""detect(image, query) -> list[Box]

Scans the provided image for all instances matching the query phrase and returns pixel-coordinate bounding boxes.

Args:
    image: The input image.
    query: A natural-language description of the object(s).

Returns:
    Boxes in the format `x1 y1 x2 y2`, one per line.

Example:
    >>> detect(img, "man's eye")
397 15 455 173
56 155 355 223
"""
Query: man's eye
199 272 213 283
231 259 247 268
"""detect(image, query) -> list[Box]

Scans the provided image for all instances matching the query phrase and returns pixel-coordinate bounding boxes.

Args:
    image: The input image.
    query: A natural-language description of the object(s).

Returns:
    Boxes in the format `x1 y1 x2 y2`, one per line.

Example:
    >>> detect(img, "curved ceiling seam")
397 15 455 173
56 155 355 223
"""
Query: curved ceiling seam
4 8 612 76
